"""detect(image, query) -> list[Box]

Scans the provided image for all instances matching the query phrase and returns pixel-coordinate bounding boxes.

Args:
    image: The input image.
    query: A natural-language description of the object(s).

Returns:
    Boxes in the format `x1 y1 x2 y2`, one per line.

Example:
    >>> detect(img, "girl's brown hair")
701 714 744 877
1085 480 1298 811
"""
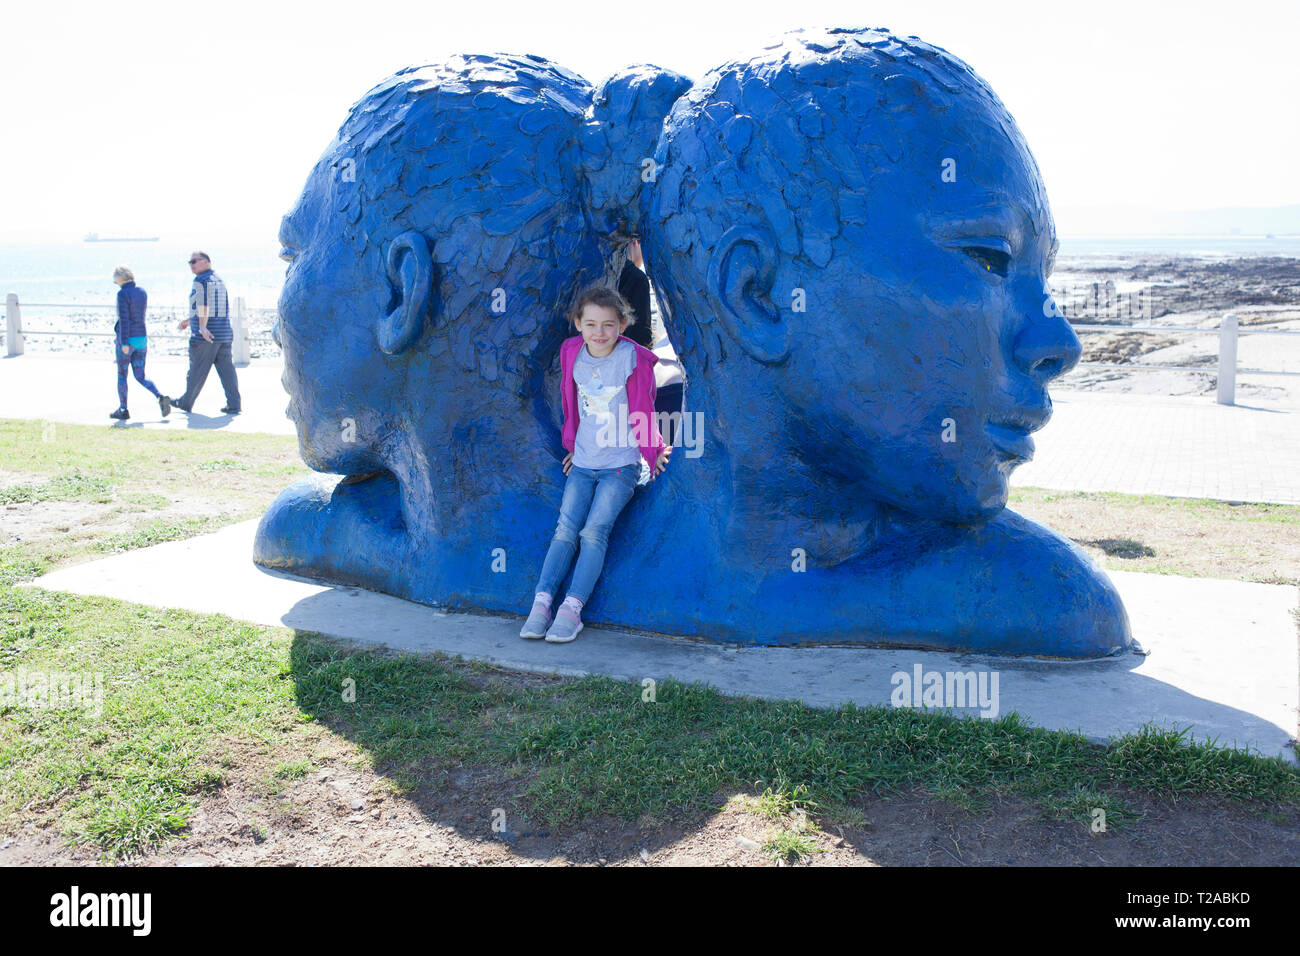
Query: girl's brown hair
570 285 636 330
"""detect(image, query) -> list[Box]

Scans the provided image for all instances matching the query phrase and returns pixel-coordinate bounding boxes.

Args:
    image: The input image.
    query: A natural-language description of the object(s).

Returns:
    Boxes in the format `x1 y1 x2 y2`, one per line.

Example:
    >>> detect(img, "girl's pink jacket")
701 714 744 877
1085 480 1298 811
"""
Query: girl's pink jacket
560 334 665 470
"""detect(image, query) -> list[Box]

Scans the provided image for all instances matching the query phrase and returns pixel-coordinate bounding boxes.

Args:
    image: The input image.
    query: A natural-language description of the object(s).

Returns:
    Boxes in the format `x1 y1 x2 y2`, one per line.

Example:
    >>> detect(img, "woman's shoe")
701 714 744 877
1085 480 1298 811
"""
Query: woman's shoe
109 407 129 420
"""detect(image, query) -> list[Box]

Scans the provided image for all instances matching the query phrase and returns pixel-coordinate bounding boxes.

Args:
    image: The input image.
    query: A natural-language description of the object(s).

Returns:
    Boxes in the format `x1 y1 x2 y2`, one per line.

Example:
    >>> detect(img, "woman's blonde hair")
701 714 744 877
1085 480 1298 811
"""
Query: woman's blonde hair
113 266 134 283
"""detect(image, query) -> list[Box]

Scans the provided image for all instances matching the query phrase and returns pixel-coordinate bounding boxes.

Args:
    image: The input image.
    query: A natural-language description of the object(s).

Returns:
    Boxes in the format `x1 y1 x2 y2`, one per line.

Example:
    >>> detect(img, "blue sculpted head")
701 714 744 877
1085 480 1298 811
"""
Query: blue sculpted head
644 27 1080 525
275 54 600 479
258 35 1131 659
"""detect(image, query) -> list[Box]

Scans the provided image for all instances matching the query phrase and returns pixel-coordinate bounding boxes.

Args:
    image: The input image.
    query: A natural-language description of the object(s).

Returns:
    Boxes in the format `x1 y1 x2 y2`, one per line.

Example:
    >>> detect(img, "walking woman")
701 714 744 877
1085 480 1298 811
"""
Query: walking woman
110 266 170 420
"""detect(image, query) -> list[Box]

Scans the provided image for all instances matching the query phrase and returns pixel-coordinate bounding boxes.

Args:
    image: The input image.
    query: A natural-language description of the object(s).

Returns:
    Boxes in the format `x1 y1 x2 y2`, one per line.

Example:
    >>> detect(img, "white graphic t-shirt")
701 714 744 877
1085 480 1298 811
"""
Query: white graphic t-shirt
572 339 642 470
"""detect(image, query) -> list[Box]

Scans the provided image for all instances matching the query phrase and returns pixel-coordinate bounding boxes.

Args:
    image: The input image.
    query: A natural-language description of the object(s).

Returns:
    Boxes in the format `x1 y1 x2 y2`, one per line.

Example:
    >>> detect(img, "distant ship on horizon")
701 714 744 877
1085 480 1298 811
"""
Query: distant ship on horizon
84 232 160 243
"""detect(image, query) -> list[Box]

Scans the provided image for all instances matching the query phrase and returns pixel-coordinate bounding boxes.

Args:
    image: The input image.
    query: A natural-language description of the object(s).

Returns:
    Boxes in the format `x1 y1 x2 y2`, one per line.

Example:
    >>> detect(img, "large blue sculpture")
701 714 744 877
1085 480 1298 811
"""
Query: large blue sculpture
257 28 1134 658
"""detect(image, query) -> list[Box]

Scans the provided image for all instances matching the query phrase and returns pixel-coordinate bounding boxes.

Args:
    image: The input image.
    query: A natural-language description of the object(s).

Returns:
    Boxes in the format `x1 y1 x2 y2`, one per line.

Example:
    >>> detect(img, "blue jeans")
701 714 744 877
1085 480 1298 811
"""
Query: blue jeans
535 461 640 604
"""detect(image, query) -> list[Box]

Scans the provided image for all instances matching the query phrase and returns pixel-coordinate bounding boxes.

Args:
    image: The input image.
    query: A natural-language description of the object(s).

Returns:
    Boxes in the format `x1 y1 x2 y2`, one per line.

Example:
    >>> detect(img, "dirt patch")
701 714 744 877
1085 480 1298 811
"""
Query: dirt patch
1010 490 1300 585
2 727 1295 867
3 500 112 546
0 471 33 490
0 468 257 564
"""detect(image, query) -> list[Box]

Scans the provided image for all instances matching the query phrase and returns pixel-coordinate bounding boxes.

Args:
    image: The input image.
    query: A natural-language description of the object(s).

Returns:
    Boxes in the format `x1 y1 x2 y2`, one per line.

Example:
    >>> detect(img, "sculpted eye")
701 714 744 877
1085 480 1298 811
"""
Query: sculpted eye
963 246 1010 277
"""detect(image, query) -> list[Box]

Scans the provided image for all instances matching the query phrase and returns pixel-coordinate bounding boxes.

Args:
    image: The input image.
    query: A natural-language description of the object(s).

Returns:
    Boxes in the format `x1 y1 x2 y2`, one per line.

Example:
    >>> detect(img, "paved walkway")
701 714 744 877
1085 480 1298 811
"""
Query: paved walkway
0 353 294 436
3 353 1298 504
1014 391 1300 505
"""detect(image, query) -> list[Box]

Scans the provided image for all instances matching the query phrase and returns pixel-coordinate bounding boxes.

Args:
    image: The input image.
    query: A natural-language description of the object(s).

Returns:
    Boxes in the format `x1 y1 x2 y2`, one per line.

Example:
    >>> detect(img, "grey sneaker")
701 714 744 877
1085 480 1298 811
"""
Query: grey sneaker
520 599 552 639
544 604 584 644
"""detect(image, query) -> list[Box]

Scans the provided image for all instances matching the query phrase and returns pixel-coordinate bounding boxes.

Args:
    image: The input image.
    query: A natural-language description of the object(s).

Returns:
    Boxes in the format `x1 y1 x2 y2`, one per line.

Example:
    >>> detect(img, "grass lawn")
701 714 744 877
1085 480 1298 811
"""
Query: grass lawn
1 418 1297 862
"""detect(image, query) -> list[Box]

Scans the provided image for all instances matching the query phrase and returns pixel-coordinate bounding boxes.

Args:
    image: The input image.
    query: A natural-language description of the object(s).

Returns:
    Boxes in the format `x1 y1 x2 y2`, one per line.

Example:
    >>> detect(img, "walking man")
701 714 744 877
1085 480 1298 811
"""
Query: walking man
171 251 241 415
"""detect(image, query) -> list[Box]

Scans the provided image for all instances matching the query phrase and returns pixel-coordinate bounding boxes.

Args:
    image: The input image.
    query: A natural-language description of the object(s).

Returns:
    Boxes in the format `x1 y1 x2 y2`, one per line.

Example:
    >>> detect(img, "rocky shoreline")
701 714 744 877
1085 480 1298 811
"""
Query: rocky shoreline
1054 255 1300 402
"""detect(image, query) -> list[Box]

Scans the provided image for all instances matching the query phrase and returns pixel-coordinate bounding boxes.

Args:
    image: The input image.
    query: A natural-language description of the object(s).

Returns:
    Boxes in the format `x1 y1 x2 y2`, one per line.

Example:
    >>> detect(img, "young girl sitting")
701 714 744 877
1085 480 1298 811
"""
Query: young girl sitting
521 286 672 643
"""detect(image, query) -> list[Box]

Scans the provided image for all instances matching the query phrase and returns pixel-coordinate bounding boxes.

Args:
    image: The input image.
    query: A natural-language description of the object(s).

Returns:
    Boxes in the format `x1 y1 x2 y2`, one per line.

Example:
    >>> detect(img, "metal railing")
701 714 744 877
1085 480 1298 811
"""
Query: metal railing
1070 313 1300 404
5 295 1296 405
5 293 274 367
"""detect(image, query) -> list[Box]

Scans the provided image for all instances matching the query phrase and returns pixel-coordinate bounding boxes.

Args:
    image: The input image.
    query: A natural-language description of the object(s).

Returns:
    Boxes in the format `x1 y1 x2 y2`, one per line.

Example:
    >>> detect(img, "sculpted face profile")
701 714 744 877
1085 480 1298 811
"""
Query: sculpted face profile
258 54 610 598
258 54 690 603
257 29 1134 659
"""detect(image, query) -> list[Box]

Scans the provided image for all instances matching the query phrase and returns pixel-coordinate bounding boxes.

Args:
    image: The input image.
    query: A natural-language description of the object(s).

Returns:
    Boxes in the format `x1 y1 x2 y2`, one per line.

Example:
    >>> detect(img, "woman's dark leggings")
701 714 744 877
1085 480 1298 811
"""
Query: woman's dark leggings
117 346 163 407
655 382 685 446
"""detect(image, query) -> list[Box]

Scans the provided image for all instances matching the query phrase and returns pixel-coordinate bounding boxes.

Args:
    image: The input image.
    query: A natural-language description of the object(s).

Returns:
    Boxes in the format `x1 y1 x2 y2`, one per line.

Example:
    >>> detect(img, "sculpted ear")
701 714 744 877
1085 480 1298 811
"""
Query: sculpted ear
708 225 789 364
376 231 433 355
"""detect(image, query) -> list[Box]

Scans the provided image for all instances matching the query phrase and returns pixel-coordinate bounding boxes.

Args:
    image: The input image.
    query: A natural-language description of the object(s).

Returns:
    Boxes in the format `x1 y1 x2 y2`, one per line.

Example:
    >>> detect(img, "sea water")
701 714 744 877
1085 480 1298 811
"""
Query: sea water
0 239 284 310
1059 234 1300 259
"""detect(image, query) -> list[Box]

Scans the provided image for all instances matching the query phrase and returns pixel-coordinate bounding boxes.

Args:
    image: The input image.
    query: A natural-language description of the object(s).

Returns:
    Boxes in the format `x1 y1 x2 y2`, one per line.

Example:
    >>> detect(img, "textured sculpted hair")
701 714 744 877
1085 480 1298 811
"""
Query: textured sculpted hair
113 266 134 283
323 54 596 392
321 55 687 395
578 65 691 259
642 26 1047 373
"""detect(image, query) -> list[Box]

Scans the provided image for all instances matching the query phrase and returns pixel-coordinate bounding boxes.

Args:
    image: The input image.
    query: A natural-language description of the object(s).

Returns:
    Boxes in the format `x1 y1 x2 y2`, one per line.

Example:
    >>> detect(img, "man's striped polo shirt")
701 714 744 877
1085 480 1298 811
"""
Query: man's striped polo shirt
189 269 233 343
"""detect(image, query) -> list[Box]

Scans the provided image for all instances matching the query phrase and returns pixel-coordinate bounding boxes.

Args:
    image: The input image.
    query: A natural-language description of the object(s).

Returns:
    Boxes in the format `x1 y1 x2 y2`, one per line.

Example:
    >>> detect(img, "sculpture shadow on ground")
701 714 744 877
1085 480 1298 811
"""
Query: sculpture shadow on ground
276 588 1293 862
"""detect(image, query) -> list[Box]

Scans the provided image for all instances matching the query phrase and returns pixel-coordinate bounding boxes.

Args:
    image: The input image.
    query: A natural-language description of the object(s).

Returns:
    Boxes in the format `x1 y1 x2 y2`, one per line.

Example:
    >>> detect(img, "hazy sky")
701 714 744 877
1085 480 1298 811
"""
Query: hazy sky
3 0 1296 244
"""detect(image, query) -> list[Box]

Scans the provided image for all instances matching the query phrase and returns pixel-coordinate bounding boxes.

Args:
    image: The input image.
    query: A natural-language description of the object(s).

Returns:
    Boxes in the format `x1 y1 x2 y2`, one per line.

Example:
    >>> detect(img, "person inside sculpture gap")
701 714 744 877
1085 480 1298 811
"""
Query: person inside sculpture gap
616 236 653 347
519 286 670 643
621 234 687 446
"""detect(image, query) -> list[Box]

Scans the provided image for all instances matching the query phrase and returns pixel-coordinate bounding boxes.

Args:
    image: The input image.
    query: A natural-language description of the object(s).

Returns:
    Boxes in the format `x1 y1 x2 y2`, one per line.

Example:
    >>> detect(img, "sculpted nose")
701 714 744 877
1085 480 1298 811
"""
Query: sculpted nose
1013 305 1080 383
272 316 283 349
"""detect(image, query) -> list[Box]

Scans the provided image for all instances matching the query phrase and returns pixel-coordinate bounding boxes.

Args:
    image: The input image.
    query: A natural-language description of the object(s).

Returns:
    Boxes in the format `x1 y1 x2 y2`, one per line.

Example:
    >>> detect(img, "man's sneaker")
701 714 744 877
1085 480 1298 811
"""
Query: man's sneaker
520 597 552 639
544 603 584 643
159 395 172 418
220 406 241 415
170 397 190 413
109 407 129 420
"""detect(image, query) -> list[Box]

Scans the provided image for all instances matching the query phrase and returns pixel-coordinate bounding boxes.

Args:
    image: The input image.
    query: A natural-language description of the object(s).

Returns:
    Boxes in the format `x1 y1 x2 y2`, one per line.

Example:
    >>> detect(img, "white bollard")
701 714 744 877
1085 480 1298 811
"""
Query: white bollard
232 296 250 367
6 293 24 357
1217 313 1238 406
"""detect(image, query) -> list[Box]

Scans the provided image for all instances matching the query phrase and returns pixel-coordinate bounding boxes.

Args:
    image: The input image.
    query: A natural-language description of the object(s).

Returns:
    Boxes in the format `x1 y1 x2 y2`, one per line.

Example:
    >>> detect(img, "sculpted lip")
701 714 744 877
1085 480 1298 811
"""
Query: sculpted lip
986 407 1050 461
281 373 298 421
986 422 1034 461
